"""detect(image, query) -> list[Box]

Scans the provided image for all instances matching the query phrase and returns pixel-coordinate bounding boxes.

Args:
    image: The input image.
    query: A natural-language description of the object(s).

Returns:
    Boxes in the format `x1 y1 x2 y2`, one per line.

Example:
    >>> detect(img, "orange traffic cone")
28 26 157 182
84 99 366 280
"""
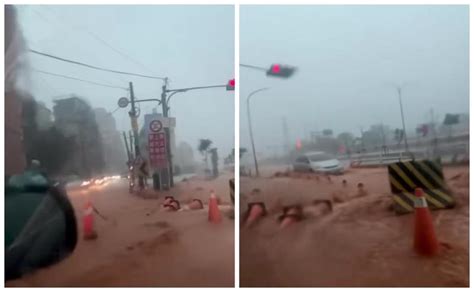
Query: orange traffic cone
413 188 439 256
279 205 303 229
244 202 266 228
83 200 98 240
208 191 222 223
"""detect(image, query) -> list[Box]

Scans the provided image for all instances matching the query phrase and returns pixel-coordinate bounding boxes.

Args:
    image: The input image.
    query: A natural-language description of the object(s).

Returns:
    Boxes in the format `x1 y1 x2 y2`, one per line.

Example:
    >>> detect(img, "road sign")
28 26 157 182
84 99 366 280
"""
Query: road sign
118 97 129 108
148 132 167 168
149 120 163 133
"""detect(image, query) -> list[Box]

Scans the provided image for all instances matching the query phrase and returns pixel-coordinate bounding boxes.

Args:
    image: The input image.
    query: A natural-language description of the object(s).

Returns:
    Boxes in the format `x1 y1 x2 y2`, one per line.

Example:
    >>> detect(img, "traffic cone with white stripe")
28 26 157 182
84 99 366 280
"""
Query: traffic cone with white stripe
414 188 439 256
83 200 98 240
208 190 222 224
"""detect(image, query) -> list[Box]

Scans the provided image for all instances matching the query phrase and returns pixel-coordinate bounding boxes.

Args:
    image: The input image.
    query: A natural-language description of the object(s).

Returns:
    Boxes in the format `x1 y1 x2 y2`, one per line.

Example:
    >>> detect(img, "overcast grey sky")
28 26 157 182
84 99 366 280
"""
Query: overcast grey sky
18 5 234 159
240 5 469 157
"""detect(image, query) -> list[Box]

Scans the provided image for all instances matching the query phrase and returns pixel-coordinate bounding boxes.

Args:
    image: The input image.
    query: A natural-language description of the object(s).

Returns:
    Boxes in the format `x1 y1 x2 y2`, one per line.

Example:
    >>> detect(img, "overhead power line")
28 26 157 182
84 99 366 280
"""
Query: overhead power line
40 6 157 76
32 68 129 90
29 49 167 81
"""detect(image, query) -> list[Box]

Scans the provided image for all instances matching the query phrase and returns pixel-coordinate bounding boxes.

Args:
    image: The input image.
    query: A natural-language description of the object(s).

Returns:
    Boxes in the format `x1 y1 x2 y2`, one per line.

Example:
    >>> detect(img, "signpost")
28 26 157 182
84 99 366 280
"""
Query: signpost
144 113 175 190
117 97 129 108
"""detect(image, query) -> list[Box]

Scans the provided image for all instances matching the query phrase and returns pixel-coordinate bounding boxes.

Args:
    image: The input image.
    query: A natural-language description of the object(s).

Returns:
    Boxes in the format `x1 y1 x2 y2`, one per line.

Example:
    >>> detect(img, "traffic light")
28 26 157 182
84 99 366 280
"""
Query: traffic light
266 64 296 78
296 138 302 150
226 79 235 91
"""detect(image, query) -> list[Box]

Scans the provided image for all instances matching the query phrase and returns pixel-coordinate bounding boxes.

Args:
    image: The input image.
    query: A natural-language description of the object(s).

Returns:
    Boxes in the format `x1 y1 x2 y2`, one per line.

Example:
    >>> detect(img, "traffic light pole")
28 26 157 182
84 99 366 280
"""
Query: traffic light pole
160 81 229 187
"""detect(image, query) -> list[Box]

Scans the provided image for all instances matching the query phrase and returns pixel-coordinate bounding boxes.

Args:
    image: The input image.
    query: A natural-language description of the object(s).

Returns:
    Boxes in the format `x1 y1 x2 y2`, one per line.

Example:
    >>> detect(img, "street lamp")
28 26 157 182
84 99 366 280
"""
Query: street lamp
247 87 270 177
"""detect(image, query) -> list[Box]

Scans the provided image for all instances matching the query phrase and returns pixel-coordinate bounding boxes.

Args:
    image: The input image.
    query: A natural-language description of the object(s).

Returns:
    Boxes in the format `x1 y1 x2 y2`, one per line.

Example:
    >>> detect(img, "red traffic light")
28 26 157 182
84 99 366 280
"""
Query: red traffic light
296 138 302 150
271 64 281 74
266 63 296 78
226 79 235 91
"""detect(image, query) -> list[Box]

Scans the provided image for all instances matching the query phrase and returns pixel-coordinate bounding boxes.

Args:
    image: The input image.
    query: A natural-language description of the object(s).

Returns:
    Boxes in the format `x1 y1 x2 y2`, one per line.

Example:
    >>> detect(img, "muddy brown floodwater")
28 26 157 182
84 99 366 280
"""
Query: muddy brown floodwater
240 165 469 287
7 173 235 287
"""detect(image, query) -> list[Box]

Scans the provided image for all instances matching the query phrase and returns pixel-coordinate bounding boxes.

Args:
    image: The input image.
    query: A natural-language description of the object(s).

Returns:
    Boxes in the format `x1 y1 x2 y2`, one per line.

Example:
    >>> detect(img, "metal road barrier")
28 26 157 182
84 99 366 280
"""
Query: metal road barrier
387 159 455 214
347 151 420 168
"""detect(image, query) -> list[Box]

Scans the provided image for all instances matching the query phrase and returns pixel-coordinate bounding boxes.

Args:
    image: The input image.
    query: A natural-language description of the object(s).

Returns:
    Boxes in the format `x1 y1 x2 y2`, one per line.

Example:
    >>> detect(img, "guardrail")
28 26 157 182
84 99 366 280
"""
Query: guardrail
343 151 420 168
342 149 468 168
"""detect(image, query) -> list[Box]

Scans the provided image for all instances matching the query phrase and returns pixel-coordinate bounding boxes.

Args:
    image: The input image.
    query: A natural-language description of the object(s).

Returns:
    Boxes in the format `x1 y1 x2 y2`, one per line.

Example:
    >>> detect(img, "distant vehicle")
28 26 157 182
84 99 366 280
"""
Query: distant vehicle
293 151 344 174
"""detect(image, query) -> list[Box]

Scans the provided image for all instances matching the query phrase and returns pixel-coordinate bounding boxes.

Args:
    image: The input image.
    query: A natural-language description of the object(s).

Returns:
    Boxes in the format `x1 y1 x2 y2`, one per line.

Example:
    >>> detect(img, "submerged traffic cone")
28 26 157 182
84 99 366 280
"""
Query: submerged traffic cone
279 205 303 229
83 200 98 240
244 202 266 228
208 191 222 223
413 188 439 256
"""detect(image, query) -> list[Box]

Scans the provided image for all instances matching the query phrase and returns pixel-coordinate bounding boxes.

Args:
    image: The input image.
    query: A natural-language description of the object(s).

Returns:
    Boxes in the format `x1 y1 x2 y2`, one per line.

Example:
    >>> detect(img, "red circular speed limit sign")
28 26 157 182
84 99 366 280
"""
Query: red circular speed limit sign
149 120 163 132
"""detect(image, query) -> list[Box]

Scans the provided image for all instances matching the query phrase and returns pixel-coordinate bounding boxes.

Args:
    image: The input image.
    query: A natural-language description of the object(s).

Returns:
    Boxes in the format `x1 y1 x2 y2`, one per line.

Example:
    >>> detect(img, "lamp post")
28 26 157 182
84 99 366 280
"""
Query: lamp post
396 86 410 155
246 87 270 177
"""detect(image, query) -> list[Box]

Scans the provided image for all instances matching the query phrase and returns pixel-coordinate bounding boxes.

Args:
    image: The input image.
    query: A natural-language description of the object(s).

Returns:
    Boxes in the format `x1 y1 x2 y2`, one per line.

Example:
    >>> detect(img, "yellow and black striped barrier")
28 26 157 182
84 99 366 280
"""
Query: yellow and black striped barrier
388 160 455 214
229 179 235 206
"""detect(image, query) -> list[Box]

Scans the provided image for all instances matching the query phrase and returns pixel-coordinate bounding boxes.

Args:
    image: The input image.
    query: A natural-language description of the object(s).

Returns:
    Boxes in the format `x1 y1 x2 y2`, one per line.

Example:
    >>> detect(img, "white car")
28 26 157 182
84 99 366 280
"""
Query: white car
293 151 344 174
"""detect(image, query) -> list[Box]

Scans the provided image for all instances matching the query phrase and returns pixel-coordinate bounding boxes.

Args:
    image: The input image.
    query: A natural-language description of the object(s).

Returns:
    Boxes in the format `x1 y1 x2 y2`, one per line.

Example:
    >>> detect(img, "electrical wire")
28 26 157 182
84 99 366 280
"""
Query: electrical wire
42 6 158 76
29 49 167 80
29 7 130 85
32 68 128 90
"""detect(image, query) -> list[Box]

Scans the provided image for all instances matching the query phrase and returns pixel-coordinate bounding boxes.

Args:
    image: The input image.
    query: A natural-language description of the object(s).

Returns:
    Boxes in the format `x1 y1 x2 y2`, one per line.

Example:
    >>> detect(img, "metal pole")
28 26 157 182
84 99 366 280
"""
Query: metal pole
129 82 140 157
430 108 438 158
397 86 410 155
161 78 174 187
129 130 134 160
246 87 269 177
123 131 131 162
129 82 144 189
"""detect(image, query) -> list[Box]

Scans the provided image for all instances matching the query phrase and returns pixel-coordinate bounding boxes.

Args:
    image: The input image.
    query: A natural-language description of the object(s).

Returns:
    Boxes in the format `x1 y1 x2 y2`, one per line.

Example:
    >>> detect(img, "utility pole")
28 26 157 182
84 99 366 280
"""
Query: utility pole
129 82 140 157
123 131 131 162
128 81 144 190
160 77 174 187
129 130 134 160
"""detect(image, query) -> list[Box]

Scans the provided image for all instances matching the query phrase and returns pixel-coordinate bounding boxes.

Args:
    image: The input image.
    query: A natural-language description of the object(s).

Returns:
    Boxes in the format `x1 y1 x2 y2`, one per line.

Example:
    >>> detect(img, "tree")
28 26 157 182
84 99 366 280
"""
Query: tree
176 142 195 173
198 139 212 169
